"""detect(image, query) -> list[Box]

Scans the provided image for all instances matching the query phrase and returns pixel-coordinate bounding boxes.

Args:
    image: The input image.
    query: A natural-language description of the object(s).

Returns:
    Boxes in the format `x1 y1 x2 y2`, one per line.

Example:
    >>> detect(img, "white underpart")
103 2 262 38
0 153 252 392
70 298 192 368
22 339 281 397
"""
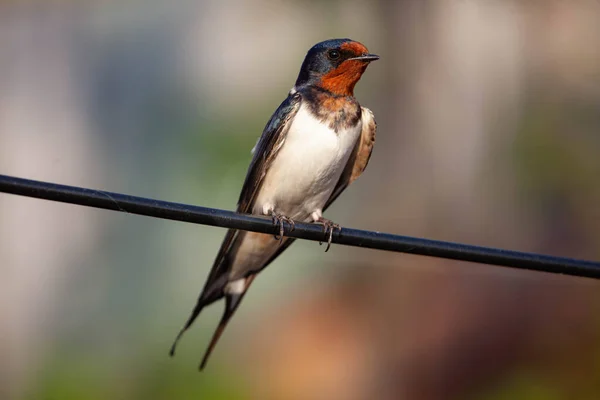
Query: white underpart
225 278 246 295
253 102 362 222
310 210 322 221
229 103 363 278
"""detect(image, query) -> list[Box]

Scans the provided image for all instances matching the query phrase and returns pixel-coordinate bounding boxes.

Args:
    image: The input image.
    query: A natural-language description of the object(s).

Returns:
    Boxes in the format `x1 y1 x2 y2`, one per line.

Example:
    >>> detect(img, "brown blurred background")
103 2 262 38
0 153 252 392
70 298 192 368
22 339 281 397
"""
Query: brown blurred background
1 1 599 399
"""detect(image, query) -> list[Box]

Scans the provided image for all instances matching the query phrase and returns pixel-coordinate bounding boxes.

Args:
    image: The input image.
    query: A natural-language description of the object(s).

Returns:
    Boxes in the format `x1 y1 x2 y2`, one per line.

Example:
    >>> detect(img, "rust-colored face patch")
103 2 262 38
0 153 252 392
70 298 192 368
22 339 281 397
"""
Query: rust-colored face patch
340 41 368 55
320 41 371 97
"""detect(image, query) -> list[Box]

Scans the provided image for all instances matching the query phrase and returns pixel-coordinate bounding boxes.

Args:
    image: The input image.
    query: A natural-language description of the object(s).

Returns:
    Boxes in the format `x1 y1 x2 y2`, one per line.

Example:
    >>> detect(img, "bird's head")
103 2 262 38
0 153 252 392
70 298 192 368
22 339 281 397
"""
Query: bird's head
294 38 379 97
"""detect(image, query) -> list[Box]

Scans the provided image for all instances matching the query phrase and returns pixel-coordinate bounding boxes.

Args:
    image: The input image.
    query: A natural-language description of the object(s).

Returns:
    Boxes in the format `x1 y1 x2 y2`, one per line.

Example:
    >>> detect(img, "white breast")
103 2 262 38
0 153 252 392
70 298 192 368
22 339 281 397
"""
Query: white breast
253 103 362 221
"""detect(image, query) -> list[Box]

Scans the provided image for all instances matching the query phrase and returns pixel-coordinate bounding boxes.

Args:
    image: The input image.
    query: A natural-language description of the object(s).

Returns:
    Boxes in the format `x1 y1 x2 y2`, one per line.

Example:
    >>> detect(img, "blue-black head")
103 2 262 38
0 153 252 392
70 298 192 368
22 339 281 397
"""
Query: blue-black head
294 38 379 96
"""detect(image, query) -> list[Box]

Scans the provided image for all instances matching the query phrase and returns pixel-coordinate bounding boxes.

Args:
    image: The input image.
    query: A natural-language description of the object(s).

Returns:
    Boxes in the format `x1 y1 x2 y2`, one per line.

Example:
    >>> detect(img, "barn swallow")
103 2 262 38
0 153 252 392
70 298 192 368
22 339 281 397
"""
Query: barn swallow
170 38 378 370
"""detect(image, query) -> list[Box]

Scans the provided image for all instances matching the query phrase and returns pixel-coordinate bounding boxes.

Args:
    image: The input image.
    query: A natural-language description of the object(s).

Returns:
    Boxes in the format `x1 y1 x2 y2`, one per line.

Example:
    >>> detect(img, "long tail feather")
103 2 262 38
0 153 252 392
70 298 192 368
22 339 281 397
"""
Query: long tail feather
170 299 208 357
199 275 255 370
170 273 231 357
198 295 241 370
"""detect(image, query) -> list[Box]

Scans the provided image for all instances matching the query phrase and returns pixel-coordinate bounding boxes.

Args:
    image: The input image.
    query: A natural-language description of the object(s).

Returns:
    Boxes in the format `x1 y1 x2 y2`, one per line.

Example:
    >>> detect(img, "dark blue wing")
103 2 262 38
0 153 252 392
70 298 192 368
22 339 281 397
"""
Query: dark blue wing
236 91 302 213
202 91 302 293
169 92 303 357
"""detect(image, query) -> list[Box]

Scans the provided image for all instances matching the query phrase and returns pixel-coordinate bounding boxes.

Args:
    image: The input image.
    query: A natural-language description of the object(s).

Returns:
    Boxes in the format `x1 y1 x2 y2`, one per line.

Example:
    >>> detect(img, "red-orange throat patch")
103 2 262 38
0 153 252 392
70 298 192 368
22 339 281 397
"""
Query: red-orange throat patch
320 41 370 96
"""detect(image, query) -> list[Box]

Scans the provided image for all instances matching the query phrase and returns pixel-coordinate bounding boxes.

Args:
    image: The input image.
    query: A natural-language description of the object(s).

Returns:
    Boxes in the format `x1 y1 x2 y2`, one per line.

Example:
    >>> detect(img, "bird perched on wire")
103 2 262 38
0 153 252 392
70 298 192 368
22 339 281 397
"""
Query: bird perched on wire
170 38 379 370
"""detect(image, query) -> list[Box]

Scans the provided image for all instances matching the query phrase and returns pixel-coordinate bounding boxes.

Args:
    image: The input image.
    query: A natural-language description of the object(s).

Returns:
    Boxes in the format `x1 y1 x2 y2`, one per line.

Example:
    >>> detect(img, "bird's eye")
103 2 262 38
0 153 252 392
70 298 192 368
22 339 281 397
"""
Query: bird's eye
327 50 341 60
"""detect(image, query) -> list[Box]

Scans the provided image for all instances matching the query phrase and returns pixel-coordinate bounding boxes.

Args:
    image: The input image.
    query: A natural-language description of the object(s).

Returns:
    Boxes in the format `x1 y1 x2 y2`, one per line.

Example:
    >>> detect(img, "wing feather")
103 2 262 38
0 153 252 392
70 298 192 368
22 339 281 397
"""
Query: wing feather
202 92 302 295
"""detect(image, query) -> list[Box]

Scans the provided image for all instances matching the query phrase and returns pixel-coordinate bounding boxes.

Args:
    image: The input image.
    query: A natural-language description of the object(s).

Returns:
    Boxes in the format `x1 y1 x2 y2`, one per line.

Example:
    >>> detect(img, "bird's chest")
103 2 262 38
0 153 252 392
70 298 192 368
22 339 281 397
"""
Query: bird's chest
256 105 361 217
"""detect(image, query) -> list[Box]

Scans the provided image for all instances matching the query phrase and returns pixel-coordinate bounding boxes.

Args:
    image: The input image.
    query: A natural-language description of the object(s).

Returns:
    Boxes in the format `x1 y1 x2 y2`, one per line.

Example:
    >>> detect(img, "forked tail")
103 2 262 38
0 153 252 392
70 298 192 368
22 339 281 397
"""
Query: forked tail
170 275 255 371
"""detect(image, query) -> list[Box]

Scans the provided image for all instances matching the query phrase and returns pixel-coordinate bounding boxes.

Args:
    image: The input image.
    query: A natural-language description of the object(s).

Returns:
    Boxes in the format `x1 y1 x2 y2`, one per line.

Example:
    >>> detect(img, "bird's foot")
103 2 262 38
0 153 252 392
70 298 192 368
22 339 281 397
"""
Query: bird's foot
271 212 295 244
314 217 341 252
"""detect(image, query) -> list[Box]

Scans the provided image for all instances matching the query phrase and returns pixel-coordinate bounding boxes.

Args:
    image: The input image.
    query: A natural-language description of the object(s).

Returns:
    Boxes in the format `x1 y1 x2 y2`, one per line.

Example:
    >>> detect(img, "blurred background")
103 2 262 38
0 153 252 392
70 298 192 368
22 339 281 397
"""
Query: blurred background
1 0 600 399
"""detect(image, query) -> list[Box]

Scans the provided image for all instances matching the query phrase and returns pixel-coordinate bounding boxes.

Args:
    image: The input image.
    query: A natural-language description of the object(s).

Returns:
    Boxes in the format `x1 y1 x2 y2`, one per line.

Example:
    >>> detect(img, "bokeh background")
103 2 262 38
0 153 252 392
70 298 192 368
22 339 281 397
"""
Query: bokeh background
1 0 600 399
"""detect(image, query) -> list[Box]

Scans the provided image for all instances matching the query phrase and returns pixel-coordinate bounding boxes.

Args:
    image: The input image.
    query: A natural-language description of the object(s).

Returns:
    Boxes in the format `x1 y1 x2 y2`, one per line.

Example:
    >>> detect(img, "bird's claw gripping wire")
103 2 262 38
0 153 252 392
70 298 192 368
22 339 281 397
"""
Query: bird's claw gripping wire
315 217 341 252
271 212 295 244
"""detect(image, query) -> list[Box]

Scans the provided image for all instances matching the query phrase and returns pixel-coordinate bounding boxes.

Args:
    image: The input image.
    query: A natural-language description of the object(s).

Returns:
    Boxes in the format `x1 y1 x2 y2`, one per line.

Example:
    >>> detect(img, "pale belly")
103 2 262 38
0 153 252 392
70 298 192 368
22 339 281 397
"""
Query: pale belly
253 105 362 222
228 105 362 278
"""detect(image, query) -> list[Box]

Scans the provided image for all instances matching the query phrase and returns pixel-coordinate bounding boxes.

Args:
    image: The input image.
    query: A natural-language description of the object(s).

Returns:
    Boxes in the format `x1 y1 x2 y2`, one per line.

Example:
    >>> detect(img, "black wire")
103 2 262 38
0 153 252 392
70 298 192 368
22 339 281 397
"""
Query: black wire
1 173 599 279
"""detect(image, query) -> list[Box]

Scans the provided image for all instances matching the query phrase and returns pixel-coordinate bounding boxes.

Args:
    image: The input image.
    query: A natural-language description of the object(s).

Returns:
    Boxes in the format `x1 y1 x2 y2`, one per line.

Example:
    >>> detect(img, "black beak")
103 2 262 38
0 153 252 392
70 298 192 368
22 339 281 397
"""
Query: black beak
349 53 380 62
